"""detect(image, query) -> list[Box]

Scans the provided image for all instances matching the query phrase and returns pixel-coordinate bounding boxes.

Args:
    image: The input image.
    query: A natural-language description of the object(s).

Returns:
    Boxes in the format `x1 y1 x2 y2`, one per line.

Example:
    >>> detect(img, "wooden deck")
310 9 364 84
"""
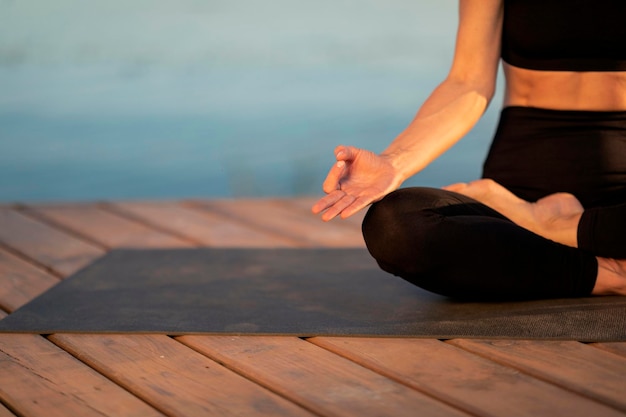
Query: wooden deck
0 197 625 417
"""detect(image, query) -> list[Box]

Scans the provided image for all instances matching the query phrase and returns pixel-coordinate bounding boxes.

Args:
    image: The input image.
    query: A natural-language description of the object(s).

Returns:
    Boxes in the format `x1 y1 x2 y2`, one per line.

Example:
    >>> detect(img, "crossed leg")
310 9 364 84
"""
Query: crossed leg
443 179 583 248
443 179 626 296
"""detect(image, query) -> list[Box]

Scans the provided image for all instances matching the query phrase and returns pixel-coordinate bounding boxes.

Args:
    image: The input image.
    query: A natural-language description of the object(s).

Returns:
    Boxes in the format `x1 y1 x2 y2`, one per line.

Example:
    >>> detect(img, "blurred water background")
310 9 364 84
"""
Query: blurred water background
0 0 504 202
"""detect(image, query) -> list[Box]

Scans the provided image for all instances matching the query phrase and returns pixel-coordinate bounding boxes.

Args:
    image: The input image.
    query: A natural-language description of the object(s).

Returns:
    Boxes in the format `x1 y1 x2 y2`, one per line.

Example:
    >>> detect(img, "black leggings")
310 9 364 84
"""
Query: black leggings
362 107 626 300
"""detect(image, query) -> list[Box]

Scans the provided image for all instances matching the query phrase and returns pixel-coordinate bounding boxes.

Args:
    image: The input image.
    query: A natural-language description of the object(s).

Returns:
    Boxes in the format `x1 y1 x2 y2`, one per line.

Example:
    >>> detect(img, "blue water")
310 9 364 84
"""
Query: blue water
0 0 503 202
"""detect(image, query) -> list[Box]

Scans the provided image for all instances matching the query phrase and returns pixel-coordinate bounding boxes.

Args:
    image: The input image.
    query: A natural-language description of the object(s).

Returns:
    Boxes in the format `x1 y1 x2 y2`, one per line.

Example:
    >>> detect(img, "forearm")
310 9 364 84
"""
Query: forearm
380 77 494 184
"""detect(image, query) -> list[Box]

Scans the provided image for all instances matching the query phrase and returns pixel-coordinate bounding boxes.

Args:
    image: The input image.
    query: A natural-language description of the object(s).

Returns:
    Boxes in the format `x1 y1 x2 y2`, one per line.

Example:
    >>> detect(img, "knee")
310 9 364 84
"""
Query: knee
362 189 416 248
362 188 444 279
362 187 450 246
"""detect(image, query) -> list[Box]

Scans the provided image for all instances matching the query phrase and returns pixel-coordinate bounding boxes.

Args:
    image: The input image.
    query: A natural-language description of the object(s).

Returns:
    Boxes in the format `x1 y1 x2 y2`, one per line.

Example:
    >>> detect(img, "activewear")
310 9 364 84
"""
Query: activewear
502 0 626 71
362 107 626 300
362 186 599 300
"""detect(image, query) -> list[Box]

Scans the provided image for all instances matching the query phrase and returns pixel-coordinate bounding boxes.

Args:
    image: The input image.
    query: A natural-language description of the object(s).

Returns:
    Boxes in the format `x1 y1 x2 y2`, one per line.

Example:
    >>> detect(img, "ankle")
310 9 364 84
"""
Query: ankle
538 211 582 248
531 194 583 248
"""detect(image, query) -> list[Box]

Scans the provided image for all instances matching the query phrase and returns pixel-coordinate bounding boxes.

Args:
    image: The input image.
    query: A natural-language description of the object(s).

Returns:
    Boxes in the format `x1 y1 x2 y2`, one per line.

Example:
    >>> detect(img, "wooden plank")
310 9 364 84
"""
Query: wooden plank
189 198 366 247
22 204 192 249
105 201 297 247
50 334 315 417
591 342 626 358
0 208 104 277
449 339 626 412
0 338 16 417
310 337 624 417
178 335 471 417
0 334 164 417
0 248 60 313
0 328 16 417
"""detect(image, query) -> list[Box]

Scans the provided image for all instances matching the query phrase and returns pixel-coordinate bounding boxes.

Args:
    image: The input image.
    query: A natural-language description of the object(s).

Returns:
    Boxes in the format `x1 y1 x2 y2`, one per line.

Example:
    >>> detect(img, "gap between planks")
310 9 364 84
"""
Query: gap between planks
19 203 193 250
447 339 626 413
101 200 303 247
185 198 366 248
0 208 104 277
177 335 471 417
49 334 317 417
306 336 626 417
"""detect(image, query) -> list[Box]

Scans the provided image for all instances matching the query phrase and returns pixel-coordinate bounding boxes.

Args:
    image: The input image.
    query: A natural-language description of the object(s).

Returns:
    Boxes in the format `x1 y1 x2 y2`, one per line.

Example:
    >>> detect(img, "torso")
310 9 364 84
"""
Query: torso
503 64 626 111
501 0 626 112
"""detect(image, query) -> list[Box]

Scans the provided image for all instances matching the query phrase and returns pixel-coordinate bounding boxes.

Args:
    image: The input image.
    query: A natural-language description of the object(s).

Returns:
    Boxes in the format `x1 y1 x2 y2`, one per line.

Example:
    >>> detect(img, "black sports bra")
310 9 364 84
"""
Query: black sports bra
501 0 626 71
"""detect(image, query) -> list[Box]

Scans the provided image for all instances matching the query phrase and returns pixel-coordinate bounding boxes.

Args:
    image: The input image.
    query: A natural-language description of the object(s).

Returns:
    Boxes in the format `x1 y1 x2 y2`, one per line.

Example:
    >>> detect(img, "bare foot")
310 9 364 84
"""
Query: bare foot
594 258 626 295
444 179 583 247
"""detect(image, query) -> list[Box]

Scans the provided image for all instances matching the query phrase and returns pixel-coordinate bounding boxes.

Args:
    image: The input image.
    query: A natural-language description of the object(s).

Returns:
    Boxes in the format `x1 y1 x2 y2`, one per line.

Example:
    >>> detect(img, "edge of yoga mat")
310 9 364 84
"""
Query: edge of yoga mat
0 248 624 341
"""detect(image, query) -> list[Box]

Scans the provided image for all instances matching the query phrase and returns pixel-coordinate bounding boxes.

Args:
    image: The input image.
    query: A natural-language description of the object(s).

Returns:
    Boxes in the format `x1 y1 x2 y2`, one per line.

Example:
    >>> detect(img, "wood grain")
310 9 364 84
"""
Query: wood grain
0 334 164 417
190 198 365 247
23 204 192 249
0 208 104 277
0 248 59 313
50 334 315 417
310 337 624 417
178 335 470 417
590 342 626 358
449 339 626 412
105 200 298 247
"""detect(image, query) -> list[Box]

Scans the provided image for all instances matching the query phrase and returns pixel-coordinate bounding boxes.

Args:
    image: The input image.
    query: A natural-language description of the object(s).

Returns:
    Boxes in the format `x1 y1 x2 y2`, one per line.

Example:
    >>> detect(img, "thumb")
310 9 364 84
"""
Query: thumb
322 159 346 193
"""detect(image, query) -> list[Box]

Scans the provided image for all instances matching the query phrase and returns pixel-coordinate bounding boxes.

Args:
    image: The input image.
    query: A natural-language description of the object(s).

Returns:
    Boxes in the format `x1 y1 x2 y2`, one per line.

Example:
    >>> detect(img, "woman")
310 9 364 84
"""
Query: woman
312 0 626 299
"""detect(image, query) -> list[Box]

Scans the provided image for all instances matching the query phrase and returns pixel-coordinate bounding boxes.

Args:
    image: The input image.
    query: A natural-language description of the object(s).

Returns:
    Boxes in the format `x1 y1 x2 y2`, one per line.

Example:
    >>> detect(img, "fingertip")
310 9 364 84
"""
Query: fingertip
335 144 355 161
339 205 356 220
322 168 343 193
311 198 330 215
322 182 336 194
322 174 336 192
321 211 336 222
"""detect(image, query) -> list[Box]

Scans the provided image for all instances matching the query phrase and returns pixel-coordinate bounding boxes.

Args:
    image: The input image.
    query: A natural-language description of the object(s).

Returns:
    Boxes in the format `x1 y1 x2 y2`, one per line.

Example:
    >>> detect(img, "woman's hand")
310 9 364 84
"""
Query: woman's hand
311 145 401 221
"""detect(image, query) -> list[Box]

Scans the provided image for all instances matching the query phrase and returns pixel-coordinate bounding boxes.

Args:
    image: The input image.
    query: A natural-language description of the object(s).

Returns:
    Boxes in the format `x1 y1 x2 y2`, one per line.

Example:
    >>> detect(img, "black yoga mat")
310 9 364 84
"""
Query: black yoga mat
1 248 624 341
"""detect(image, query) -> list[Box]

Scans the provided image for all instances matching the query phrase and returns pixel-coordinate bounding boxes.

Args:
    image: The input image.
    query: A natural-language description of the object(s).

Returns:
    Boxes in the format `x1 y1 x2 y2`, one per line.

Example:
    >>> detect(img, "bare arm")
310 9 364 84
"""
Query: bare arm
313 0 503 220
382 0 503 181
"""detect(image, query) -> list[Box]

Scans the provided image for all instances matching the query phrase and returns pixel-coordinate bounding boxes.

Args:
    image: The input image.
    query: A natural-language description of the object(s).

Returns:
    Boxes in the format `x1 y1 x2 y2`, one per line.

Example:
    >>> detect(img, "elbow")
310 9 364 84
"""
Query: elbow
481 80 497 107
446 64 499 108
463 75 496 103
481 85 496 111
444 75 497 113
